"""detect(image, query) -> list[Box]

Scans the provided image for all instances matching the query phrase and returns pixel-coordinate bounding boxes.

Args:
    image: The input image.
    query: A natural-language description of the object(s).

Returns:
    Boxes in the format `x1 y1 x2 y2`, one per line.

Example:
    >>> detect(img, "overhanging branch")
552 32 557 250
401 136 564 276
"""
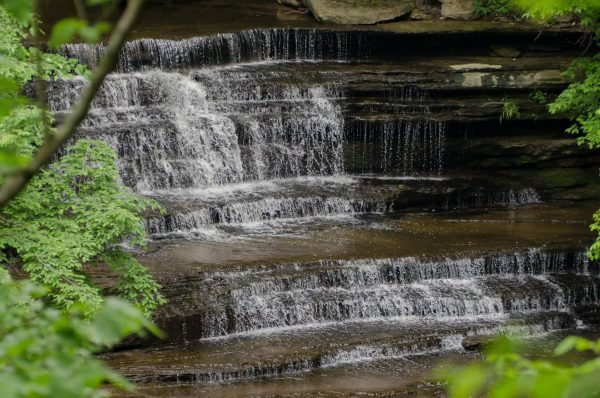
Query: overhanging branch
0 0 144 208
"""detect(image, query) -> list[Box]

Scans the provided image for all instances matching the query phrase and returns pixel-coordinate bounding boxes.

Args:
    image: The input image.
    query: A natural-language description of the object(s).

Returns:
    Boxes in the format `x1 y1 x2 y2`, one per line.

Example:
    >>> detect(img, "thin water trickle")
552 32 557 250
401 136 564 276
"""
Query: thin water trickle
59 29 360 71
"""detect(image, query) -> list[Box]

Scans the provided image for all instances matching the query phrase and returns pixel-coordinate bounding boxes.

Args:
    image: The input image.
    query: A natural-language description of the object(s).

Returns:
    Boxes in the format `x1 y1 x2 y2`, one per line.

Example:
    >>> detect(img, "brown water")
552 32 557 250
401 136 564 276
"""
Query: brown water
99 202 599 397
141 203 595 273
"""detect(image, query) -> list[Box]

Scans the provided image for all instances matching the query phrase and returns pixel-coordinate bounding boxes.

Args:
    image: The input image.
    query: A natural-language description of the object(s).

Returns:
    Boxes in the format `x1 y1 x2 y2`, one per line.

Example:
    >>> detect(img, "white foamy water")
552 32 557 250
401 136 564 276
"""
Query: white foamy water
49 68 345 192
58 28 359 71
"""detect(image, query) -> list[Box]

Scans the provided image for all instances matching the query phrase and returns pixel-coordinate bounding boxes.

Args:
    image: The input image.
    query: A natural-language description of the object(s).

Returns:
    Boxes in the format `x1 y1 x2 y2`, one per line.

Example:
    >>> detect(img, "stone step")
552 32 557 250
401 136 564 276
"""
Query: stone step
141 175 557 238
103 311 576 383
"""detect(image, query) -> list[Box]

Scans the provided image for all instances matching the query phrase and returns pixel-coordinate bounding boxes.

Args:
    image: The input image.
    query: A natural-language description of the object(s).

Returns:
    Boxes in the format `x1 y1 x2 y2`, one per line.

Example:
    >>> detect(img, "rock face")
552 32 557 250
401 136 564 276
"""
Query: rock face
440 0 476 20
277 0 305 8
409 8 434 20
304 0 415 24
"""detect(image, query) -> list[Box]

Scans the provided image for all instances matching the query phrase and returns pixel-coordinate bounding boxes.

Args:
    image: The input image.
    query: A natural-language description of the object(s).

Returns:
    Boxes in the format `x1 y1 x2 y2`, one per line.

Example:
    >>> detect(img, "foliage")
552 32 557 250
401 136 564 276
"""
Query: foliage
515 0 600 36
0 6 87 172
0 7 88 86
447 335 600 398
516 0 600 258
0 270 162 398
530 89 549 104
475 0 516 17
0 140 165 316
550 55 600 149
0 3 165 317
446 2 600 397
500 96 520 122
49 18 112 50
0 2 164 398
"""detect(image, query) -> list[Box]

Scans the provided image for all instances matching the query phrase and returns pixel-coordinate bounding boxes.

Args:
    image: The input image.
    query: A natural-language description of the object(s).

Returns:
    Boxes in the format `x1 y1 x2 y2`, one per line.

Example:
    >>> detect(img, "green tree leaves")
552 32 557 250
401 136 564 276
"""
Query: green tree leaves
447 335 600 398
0 140 165 317
549 55 600 151
0 7 88 86
0 0 33 26
49 18 111 49
0 6 86 172
0 2 164 397
0 276 161 398
0 3 165 317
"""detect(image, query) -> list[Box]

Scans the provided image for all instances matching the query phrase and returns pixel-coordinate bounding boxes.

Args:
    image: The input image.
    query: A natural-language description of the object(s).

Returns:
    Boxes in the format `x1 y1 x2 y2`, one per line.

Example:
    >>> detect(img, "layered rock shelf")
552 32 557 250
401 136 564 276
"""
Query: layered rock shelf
44 2 600 395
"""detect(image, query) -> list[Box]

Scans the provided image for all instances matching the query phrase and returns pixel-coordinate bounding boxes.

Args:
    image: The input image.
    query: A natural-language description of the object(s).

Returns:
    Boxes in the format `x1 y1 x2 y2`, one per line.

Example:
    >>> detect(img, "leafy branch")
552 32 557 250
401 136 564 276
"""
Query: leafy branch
0 0 144 208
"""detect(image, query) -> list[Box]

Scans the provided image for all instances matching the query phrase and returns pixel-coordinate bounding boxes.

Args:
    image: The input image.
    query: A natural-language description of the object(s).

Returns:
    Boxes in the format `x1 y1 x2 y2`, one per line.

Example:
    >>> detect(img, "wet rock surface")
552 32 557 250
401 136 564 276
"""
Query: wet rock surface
440 0 476 20
304 0 415 25
45 7 600 396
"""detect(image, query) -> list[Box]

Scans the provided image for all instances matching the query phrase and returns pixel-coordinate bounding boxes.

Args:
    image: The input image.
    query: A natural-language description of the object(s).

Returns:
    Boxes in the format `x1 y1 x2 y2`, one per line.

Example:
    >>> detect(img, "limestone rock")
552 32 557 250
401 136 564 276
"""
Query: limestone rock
276 9 312 21
439 0 476 20
409 8 434 20
277 0 306 8
304 0 415 25
450 63 503 71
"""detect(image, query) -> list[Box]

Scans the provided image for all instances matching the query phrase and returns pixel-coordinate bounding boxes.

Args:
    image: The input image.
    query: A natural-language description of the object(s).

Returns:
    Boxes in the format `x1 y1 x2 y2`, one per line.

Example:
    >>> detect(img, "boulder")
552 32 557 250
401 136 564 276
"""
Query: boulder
304 0 415 25
277 0 306 8
439 0 476 20
276 9 312 21
409 8 434 20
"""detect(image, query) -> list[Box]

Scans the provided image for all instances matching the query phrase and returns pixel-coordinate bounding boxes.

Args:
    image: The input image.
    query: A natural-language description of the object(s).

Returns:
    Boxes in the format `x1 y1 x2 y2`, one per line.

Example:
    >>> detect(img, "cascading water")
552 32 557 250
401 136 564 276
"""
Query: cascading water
70 26 600 393
162 248 594 338
59 28 362 71
50 35 459 238
346 120 446 175
146 196 391 237
49 68 344 192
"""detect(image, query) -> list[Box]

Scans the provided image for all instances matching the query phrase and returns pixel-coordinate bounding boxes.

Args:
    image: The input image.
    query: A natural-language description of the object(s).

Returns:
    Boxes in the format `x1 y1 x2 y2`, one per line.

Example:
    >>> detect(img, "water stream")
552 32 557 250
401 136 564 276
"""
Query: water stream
49 24 600 397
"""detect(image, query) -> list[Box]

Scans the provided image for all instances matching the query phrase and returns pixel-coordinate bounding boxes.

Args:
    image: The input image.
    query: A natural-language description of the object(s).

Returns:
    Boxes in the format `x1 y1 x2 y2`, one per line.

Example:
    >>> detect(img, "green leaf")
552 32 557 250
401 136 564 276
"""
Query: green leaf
0 278 158 398
0 0 33 25
0 75 19 93
48 18 85 49
0 96 26 118
555 336 595 356
447 364 488 398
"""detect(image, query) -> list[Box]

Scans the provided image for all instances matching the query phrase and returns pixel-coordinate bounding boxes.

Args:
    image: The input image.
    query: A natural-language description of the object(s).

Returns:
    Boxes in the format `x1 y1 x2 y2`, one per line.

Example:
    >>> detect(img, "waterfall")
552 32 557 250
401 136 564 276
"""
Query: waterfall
346 120 446 174
85 28 600 389
146 196 390 237
49 67 345 192
52 35 449 198
159 248 594 338
58 28 362 71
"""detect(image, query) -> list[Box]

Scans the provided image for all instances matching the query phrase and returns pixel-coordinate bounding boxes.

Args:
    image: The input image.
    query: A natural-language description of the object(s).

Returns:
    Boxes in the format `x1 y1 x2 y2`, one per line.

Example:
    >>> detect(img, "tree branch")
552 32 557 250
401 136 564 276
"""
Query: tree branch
73 0 89 22
0 0 143 208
